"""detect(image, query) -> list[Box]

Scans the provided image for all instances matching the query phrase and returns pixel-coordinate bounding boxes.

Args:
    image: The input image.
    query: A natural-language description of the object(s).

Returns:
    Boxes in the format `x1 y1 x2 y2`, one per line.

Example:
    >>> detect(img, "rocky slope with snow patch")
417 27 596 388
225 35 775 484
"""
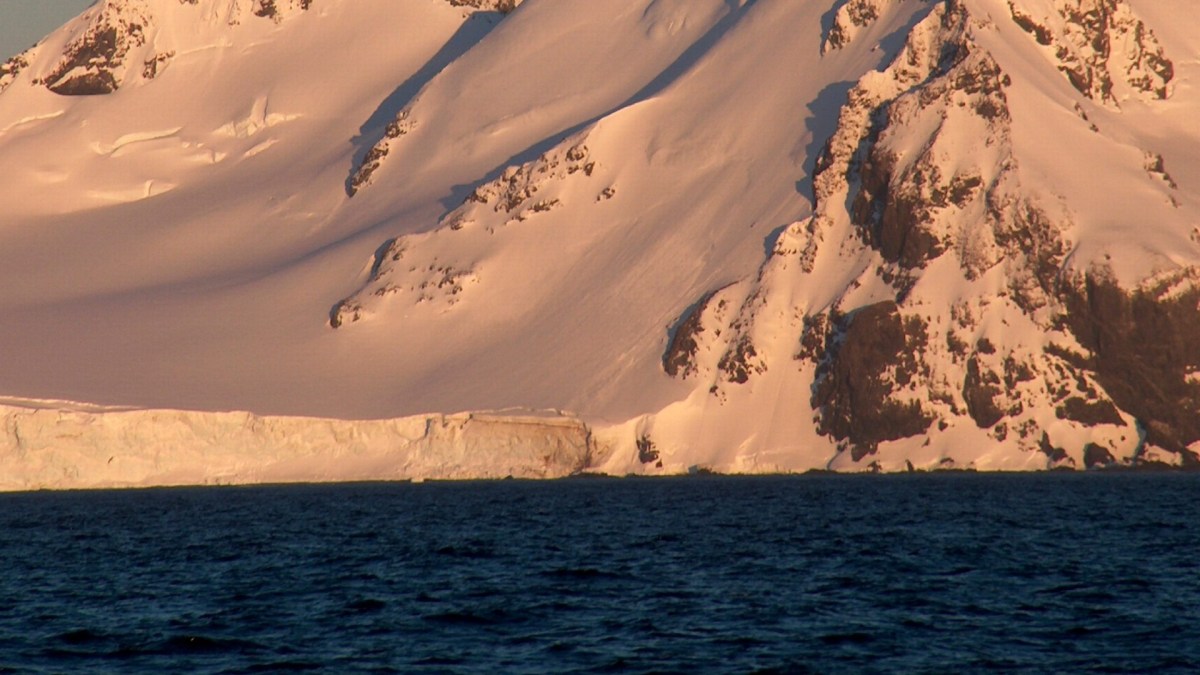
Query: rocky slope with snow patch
3 0 311 97
657 0 1199 472
0 0 1198 485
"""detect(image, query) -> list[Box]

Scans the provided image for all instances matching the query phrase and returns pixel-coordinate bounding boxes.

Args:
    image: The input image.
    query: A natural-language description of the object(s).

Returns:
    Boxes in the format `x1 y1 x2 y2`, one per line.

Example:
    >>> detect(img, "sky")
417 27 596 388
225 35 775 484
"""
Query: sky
0 0 94 61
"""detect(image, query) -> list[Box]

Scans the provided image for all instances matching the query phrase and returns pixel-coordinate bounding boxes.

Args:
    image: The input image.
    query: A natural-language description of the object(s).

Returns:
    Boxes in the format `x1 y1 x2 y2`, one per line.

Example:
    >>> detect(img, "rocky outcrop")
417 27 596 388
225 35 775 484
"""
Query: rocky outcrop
660 0 1192 470
1083 442 1116 468
446 0 523 13
351 103 591 204
461 143 595 224
813 302 933 459
1060 270 1200 461
14 0 316 97
253 0 313 21
333 137 604 327
0 53 31 95
663 292 717 378
347 110 415 196
823 0 891 53
963 353 1006 428
329 237 478 327
1007 0 1174 104
851 47 1012 275
38 0 152 95
802 0 996 275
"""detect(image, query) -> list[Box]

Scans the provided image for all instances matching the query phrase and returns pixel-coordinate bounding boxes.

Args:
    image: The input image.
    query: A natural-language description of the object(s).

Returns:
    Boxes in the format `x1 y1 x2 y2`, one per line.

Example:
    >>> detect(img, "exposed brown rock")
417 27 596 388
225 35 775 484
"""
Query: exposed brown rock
1039 432 1070 464
1056 396 1123 426
49 71 119 96
1020 0 1174 104
1083 443 1116 469
1009 3 1053 45
447 0 522 13
795 314 828 362
963 356 1005 428
142 51 173 79
44 26 129 95
993 202 1070 311
1003 356 1036 390
636 434 660 465
253 0 279 17
850 46 1011 272
0 54 30 94
854 150 947 269
718 336 760 384
253 0 312 19
348 111 415 196
663 292 715 379
1061 271 1200 458
814 301 932 456
824 0 883 53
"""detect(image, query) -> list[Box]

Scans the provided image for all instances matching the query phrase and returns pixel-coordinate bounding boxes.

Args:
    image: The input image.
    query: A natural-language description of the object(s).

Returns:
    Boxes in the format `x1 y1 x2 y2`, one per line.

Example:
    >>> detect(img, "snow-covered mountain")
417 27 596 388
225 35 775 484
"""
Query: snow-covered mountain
1 0 1198 487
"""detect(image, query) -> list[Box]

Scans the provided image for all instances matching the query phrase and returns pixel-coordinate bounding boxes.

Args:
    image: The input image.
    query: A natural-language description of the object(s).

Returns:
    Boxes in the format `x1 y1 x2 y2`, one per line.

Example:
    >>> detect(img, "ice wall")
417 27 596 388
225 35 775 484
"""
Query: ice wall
0 402 596 491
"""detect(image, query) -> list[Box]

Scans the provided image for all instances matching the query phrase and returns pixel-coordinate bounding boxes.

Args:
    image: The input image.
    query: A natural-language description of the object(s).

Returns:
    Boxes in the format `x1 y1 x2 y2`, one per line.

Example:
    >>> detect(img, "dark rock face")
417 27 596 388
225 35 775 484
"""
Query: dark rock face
48 71 119 96
447 0 522 13
663 292 715 378
142 51 173 79
43 26 132 96
1061 272 1200 459
1039 432 1071 465
254 0 279 17
963 356 1005 428
636 435 660 465
32 0 317 97
849 39 1012 272
795 314 828 362
1009 4 1053 45
854 150 946 269
0 54 30 94
992 202 1070 312
718 337 760 384
1009 0 1174 104
1056 396 1123 426
1083 442 1116 469
254 0 313 19
814 302 932 457
348 111 413 196
824 0 881 53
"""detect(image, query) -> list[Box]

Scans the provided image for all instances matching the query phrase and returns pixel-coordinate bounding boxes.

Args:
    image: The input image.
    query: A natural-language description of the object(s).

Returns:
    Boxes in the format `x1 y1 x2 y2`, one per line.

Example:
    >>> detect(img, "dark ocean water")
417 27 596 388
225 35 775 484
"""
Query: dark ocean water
1 473 1199 673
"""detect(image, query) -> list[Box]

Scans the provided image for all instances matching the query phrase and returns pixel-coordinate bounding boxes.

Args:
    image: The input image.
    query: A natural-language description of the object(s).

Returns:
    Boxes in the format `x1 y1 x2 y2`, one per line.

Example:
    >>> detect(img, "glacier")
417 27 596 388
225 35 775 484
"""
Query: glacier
0 400 598 490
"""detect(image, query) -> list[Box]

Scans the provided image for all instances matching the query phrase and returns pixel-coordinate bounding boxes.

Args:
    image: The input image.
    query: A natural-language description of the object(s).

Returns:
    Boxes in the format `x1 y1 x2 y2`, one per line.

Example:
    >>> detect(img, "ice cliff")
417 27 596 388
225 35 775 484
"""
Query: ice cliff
0 402 595 491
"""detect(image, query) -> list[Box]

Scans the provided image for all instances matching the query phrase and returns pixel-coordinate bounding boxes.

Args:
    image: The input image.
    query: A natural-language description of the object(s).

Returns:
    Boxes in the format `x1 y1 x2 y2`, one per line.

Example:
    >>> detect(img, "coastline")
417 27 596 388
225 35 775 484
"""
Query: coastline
1 399 1190 493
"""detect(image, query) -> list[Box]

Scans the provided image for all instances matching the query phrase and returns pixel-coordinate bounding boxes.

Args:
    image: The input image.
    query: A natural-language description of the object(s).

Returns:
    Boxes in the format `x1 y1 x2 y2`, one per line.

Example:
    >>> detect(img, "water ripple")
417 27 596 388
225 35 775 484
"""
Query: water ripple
0 474 1198 671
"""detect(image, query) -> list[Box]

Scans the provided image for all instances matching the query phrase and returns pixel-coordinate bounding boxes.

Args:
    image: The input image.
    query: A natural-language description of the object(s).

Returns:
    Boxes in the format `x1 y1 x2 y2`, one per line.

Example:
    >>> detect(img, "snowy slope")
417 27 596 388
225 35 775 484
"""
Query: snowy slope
1 0 1198 485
